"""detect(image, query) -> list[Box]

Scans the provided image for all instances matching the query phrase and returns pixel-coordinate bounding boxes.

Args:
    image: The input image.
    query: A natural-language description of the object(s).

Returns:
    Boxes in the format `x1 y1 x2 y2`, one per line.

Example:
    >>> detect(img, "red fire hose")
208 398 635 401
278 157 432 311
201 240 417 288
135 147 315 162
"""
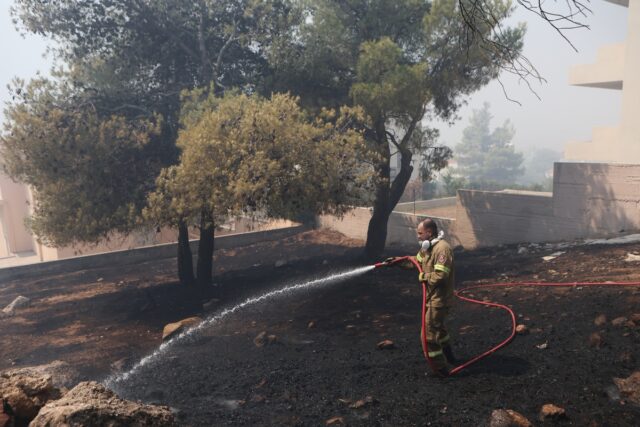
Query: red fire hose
375 256 640 377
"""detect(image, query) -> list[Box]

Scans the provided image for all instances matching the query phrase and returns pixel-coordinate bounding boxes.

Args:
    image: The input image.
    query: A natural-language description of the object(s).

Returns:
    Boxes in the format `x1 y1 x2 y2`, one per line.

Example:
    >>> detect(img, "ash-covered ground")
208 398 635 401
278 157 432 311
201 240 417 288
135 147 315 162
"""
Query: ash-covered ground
2 230 640 425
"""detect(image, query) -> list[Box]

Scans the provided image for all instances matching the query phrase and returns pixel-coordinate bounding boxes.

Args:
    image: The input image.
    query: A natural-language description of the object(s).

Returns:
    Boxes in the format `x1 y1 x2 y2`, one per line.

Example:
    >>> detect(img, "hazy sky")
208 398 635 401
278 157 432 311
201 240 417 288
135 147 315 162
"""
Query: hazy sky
0 1 629 156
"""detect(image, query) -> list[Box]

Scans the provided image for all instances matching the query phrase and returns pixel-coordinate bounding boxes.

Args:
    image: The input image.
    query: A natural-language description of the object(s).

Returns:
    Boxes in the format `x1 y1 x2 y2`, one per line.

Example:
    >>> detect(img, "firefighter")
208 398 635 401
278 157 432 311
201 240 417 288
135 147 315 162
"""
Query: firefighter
386 218 457 376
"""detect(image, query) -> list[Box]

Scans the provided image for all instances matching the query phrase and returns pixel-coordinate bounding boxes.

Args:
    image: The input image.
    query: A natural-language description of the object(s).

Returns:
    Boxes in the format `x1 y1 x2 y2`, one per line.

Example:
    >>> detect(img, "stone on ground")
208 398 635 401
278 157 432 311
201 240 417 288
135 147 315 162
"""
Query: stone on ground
539 403 566 421
2 296 30 316
350 396 376 409
489 409 533 427
594 314 607 326
29 381 177 426
0 366 62 423
611 316 628 327
589 332 604 348
515 324 529 335
376 339 395 350
162 316 202 341
325 416 345 425
253 331 277 347
613 371 640 406
0 411 10 427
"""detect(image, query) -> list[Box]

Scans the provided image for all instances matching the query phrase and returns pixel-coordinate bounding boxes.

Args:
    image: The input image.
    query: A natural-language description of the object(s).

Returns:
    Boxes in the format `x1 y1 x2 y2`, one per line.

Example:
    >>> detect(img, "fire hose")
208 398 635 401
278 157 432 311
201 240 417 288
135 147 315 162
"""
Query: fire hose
374 256 640 377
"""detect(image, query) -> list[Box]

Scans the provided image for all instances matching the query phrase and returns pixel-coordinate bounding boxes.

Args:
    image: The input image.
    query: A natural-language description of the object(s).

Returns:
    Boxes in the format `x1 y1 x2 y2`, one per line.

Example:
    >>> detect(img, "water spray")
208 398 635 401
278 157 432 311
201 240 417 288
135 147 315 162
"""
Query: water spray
105 265 375 390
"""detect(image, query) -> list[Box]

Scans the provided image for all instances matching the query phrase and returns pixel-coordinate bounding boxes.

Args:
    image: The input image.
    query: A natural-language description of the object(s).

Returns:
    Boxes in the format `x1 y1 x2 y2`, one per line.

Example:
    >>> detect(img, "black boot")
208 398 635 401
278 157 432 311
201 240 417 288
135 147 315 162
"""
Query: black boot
442 345 459 365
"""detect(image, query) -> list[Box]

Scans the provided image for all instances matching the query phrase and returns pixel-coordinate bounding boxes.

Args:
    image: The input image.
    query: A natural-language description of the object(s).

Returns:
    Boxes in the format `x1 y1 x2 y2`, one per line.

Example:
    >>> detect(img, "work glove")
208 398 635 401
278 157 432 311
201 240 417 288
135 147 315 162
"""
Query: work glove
418 272 428 282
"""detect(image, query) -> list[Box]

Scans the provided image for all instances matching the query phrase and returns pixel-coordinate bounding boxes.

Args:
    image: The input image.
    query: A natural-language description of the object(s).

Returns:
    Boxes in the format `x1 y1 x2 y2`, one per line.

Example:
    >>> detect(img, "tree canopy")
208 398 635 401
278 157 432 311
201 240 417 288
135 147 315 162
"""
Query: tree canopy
5 0 296 286
1 78 164 247
145 91 372 240
267 0 525 256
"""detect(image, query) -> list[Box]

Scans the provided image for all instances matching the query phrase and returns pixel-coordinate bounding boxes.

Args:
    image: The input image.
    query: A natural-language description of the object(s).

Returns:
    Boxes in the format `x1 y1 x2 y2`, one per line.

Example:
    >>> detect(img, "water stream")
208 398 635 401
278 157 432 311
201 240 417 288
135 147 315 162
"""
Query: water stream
104 265 375 390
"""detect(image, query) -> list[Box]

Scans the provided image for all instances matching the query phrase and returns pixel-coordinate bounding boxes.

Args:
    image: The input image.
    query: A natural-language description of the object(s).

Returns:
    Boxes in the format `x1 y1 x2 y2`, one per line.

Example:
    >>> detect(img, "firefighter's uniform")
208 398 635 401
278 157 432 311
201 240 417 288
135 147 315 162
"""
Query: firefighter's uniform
415 239 455 370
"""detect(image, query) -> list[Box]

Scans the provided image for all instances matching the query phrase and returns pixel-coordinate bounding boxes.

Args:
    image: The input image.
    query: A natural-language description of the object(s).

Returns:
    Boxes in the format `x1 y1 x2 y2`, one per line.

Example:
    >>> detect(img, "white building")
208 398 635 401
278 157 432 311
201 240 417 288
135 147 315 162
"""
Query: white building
565 0 640 162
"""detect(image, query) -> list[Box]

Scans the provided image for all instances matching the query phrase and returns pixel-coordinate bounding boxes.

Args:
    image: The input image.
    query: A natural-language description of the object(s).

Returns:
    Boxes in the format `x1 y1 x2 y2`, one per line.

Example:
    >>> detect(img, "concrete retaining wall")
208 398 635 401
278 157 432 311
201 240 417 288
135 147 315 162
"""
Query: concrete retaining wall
0 224 307 283
318 208 460 248
394 197 456 214
455 162 640 248
319 163 640 250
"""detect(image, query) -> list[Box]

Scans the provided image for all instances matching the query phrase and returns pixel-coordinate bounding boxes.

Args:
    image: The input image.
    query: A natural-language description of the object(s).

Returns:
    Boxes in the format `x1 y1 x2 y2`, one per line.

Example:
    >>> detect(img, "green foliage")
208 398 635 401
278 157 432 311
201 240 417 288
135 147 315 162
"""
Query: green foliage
145 92 373 229
4 0 294 247
266 0 525 255
0 79 163 246
454 103 524 185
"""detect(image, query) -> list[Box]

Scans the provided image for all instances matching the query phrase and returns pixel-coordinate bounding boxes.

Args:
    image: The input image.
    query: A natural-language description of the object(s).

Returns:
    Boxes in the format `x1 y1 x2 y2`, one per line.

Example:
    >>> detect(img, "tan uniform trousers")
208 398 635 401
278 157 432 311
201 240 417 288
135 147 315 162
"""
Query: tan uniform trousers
421 302 450 369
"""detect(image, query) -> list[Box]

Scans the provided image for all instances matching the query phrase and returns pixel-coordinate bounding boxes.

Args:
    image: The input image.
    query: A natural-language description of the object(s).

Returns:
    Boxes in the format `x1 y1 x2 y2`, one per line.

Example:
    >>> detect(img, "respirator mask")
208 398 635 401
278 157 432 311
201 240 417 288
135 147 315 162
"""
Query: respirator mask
419 230 445 251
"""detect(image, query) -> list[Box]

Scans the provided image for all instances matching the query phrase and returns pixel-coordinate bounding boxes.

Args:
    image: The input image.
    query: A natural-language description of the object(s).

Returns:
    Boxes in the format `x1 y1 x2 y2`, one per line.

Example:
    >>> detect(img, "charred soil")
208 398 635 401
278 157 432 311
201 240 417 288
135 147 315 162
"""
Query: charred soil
2 229 640 426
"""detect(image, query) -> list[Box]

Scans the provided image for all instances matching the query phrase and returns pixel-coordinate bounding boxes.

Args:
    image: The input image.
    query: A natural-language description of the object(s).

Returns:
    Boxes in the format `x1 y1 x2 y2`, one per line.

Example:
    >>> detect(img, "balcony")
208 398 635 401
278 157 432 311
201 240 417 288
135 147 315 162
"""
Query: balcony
569 43 625 90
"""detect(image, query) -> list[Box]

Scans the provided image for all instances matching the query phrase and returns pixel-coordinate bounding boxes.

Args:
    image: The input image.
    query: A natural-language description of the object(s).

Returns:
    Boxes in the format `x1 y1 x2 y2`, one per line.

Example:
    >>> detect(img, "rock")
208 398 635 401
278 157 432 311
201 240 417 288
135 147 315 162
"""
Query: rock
0 366 62 423
275 259 287 268
325 416 345 425
0 412 11 427
630 313 640 324
2 296 30 315
539 403 566 421
589 332 604 348
624 253 640 262
162 317 202 341
376 339 395 350
515 324 529 335
613 371 640 406
253 331 277 347
31 361 79 390
202 299 220 311
308 321 316 329
254 331 268 347
517 246 528 255
594 314 607 326
535 342 548 350
611 316 628 327
542 251 565 262
349 396 375 409
489 409 533 427
30 381 177 427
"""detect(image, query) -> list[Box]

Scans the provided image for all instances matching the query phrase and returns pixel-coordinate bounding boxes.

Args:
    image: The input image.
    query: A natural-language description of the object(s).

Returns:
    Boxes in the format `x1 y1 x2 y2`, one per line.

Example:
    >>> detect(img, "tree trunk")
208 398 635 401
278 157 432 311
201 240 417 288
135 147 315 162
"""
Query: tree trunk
177 222 195 286
196 212 214 289
364 138 414 258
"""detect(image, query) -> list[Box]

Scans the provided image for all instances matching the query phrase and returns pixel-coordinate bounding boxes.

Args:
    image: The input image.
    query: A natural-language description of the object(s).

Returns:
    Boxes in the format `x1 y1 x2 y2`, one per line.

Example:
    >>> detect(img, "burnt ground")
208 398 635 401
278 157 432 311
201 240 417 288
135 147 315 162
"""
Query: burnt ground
2 229 640 426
